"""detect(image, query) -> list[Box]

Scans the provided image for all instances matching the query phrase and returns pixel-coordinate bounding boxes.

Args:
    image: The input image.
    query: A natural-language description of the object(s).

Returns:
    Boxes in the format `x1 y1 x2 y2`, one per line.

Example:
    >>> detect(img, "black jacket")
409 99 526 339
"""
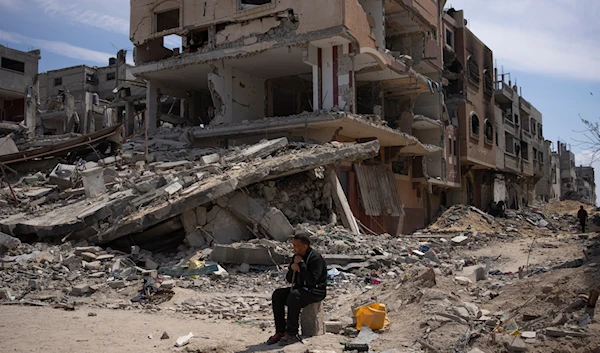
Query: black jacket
286 247 327 299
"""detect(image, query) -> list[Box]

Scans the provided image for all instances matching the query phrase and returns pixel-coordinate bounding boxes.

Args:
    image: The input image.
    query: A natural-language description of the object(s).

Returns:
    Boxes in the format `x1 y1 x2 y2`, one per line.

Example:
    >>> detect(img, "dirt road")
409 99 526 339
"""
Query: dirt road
0 306 342 353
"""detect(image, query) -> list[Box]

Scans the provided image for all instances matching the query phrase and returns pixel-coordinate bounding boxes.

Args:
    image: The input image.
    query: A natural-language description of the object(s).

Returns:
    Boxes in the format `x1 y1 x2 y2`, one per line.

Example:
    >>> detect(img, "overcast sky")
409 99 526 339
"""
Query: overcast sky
1 0 600 201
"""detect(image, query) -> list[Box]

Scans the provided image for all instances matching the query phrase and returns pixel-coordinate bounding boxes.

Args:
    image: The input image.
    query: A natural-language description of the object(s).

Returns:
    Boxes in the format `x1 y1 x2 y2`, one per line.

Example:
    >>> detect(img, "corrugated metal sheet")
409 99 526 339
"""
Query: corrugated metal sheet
354 164 405 217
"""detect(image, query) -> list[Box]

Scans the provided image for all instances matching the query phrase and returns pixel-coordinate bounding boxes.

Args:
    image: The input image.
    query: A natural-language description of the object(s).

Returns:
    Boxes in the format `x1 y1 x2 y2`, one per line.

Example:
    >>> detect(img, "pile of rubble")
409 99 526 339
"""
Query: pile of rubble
425 205 502 234
0 136 378 252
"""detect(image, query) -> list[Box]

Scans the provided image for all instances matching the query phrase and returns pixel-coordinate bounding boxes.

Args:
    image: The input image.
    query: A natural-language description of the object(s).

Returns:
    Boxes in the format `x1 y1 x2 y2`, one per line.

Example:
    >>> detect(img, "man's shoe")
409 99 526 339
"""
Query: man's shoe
278 334 302 346
266 333 285 345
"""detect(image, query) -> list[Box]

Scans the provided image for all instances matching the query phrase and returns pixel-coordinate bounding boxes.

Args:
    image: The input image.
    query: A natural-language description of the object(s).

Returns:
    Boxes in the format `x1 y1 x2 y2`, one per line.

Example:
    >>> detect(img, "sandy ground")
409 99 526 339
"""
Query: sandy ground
460 236 585 273
0 306 344 353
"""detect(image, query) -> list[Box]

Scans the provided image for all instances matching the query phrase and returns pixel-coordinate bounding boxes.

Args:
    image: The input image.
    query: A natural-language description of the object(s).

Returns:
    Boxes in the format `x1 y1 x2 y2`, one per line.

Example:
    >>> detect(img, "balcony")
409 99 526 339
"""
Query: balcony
522 159 534 176
494 80 514 104
519 97 531 114
534 161 543 177
505 153 519 173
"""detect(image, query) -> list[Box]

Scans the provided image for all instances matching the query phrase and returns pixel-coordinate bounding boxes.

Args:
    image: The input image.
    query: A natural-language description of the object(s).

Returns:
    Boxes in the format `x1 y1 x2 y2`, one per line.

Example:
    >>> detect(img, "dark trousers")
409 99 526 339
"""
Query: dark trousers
272 287 322 335
580 219 586 233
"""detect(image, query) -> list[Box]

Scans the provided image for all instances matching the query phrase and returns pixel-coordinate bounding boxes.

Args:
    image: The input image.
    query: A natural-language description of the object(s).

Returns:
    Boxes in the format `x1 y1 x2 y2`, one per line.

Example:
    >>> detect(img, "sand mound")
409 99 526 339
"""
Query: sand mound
427 205 501 233
544 200 595 216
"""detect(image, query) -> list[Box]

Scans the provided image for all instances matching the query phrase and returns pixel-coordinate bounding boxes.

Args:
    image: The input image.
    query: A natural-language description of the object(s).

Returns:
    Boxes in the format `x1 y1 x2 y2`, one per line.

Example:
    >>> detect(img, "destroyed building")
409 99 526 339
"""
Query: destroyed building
558 141 577 197
442 8 546 211
0 2 557 247
552 142 597 204
535 139 558 202
0 45 40 135
127 0 464 235
37 50 146 136
493 76 545 210
576 165 596 205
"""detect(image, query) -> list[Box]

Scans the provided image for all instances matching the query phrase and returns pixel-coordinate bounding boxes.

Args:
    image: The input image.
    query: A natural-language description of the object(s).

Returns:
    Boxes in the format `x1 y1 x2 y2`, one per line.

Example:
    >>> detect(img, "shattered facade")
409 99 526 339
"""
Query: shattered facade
37 51 146 136
576 165 596 205
0 45 40 134
128 0 462 234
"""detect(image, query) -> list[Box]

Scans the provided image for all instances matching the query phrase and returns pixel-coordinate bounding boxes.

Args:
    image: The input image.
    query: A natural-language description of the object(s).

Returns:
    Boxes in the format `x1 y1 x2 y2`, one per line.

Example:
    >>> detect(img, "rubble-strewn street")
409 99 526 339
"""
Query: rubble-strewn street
1 0 599 352
1 181 600 352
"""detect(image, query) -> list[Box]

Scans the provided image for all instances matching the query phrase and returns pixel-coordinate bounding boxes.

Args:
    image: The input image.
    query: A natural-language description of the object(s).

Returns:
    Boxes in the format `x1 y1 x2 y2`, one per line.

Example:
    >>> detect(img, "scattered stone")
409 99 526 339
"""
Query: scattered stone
164 182 183 195
325 321 344 334
83 261 102 271
451 235 469 244
238 263 251 274
161 280 176 289
462 264 487 282
0 232 21 254
161 331 170 340
81 252 98 261
95 254 115 261
88 312 97 317
201 153 220 165
108 281 126 289
507 337 527 352
455 276 473 286
145 258 159 270
28 279 41 290
521 332 536 339
551 313 568 325
0 288 13 300
453 306 470 319
71 284 91 296
424 250 440 263
175 332 194 347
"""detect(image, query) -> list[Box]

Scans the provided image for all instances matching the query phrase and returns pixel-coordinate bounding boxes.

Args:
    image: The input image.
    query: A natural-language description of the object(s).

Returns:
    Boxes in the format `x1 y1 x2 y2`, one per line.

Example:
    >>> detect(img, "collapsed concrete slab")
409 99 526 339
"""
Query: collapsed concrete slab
224 137 288 163
90 140 378 243
210 243 285 265
0 140 378 244
226 191 293 242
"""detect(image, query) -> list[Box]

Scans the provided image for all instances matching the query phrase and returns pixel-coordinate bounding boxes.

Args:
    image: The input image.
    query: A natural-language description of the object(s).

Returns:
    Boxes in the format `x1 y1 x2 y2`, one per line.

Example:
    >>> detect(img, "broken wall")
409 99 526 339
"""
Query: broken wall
39 66 88 106
358 0 385 48
414 91 442 121
0 46 39 95
207 62 265 126
130 0 376 64
396 176 424 234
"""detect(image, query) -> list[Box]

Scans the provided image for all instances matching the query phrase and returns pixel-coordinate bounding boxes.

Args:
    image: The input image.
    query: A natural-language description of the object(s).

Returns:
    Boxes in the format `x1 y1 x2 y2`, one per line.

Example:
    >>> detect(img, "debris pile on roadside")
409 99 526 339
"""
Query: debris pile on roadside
0 135 379 251
1 128 600 353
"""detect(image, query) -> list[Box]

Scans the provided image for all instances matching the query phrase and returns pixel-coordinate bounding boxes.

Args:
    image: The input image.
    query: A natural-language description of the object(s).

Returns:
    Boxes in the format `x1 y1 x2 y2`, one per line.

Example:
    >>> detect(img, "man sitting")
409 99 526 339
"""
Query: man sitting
267 232 327 346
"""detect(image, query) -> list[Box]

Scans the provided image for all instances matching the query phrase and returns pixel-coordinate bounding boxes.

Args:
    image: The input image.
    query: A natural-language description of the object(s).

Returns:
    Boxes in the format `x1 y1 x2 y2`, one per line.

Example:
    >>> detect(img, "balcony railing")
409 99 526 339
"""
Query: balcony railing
520 97 532 113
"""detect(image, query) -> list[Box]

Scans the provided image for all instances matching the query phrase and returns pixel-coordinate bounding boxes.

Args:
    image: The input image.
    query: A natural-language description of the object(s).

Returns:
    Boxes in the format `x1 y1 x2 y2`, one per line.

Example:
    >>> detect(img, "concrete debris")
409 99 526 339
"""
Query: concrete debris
175 332 194 347
0 138 379 246
0 232 21 254
1 108 600 353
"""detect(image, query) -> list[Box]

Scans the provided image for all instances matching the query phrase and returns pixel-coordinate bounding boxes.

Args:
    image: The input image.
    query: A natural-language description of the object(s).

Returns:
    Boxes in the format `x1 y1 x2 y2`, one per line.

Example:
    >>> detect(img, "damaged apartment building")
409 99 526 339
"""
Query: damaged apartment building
37 50 146 136
0 45 40 135
442 8 545 211
128 0 463 234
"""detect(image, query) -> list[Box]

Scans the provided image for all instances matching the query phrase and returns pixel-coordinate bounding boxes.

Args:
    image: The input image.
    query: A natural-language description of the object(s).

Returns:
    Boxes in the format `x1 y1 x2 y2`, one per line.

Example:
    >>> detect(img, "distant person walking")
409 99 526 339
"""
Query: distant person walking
578 206 588 233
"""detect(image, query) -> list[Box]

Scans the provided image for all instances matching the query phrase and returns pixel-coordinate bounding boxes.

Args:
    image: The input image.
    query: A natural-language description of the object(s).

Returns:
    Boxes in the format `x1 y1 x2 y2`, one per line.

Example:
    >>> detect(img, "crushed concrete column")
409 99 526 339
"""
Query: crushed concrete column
326 169 360 235
207 63 232 125
83 92 94 134
146 81 159 132
25 83 38 135
125 102 135 136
